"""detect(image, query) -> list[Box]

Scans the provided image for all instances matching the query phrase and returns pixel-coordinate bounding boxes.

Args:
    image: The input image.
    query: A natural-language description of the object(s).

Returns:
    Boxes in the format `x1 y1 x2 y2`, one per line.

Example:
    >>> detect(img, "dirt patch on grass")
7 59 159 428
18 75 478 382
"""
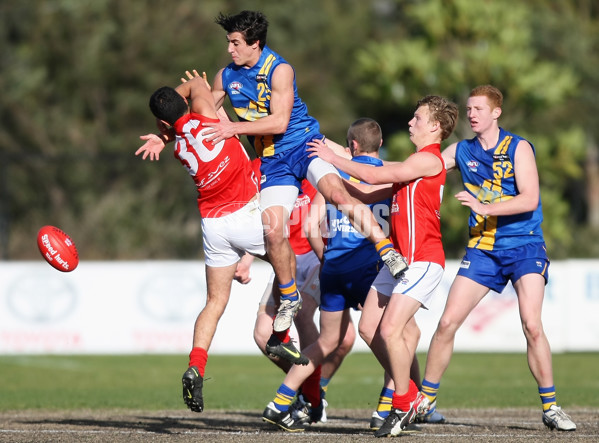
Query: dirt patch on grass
0 408 596 442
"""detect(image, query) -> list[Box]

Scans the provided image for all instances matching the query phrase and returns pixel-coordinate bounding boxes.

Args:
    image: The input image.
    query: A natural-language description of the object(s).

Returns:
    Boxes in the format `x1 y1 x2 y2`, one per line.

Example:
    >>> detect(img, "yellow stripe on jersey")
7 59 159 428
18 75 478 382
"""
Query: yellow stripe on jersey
254 135 275 157
495 135 512 156
261 54 277 77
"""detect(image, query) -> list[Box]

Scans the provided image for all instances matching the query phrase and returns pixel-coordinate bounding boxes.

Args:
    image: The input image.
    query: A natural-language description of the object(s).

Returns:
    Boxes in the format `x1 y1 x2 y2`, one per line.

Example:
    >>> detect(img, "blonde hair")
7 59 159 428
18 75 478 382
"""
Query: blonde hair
416 95 459 141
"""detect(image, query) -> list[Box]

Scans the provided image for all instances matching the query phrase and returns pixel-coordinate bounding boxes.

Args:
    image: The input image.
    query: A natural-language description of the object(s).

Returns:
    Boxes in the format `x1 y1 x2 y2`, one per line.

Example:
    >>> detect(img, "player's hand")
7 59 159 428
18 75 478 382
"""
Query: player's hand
233 261 252 284
136 134 166 161
455 190 485 215
307 138 336 164
201 120 237 144
181 70 211 90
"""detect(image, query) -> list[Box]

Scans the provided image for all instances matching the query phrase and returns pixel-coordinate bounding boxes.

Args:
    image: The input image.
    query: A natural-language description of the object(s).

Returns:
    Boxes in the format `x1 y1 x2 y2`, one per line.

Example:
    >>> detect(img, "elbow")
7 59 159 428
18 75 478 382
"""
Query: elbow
277 121 289 134
516 195 540 214
527 193 541 212
528 200 540 213
273 117 289 134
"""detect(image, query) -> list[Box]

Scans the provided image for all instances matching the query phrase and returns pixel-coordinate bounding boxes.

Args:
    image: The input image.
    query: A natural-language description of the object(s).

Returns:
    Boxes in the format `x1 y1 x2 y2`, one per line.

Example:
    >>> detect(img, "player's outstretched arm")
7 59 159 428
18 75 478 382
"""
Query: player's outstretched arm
441 142 457 171
324 138 352 159
136 117 176 160
136 134 167 161
343 180 393 205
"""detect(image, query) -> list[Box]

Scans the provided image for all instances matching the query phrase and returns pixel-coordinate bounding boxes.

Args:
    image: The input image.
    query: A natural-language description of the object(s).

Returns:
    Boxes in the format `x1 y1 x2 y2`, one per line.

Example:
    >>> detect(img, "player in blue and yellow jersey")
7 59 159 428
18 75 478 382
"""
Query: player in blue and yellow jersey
262 118 391 431
415 85 576 432
203 11 408 362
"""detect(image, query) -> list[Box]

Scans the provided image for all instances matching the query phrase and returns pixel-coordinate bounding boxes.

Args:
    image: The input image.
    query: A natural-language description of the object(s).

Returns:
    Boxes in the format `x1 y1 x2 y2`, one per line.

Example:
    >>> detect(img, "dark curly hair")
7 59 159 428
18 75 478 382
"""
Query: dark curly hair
149 86 187 125
215 10 268 49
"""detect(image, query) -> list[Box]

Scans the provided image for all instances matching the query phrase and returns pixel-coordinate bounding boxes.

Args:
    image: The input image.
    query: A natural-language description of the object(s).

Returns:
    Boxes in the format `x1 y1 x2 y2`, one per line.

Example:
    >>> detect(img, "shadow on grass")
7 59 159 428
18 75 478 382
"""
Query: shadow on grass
20 411 373 436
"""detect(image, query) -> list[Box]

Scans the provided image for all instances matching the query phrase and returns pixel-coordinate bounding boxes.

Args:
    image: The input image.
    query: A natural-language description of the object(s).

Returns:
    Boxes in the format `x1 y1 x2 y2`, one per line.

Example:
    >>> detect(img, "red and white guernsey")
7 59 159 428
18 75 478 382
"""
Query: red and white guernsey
287 180 318 255
390 143 446 268
173 113 259 218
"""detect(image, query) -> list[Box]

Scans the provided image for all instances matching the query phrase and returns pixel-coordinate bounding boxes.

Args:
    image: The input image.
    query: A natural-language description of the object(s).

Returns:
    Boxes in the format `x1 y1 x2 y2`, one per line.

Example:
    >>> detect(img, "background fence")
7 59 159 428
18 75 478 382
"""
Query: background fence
1 259 598 354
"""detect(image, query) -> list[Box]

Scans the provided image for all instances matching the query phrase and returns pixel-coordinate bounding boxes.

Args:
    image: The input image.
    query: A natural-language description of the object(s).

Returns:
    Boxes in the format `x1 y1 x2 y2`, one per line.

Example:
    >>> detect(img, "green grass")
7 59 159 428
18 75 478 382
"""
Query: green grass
0 352 596 411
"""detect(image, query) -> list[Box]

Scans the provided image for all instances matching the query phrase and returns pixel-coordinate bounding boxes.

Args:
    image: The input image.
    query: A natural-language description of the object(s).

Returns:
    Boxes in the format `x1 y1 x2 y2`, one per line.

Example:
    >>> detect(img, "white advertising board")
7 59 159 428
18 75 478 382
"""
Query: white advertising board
1 260 598 354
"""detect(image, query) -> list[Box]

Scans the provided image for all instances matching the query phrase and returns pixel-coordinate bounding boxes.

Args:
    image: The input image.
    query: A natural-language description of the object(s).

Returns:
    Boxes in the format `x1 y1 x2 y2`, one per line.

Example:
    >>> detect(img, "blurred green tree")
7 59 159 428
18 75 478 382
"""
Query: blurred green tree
352 0 590 258
0 0 596 260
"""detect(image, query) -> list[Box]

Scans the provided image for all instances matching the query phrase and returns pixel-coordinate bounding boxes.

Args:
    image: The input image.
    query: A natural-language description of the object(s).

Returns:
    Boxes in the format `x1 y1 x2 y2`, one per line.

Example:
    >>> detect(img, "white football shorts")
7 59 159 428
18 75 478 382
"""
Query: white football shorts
259 249 321 307
202 198 266 267
370 261 444 310
258 157 339 214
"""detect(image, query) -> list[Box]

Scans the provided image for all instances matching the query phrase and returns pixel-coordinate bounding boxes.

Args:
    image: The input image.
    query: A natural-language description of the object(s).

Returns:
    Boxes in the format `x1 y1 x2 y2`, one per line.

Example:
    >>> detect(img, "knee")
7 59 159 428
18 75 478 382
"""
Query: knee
262 212 286 241
204 295 228 317
432 315 460 341
264 226 285 246
253 328 268 353
522 318 544 342
322 179 351 208
313 336 336 358
328 189 349 208
378 322 396 343
253 312 272 352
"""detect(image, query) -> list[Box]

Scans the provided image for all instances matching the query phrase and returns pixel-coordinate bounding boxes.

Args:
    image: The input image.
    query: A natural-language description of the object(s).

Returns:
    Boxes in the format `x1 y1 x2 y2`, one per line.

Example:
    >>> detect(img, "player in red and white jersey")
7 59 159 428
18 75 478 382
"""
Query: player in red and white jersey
136 75 267 414
388 151 445 268
171 112 259 219
309 95 458 436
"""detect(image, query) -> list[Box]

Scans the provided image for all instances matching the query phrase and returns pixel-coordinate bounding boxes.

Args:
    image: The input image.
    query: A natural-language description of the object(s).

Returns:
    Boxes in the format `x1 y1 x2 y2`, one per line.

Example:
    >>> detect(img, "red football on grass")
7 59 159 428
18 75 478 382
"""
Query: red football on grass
37 225 79 272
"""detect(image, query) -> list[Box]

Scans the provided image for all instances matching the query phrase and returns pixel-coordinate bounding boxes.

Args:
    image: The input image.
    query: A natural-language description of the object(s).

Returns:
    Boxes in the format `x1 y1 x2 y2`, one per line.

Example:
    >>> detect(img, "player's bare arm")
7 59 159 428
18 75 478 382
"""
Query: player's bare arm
137 74 214 158
211 68 228 110
201 64 295 144
179 69 237 127
455 140 540 217
136 118 176 161
175 76 218 119
136 134 167 161
441 142 457 171
324 138 352 159
308 138 442 185
343 179 393 205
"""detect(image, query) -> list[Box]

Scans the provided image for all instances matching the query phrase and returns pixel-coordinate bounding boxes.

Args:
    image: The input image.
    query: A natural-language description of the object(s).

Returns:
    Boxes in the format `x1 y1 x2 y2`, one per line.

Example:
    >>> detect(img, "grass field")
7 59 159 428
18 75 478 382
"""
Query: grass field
1 351 597 411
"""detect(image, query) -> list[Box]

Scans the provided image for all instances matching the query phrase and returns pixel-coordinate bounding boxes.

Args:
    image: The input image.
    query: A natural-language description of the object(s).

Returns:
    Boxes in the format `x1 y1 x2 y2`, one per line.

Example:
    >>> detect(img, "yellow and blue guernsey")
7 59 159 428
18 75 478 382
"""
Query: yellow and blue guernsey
323 156 390 273
221 45 321 158
455 127 544 250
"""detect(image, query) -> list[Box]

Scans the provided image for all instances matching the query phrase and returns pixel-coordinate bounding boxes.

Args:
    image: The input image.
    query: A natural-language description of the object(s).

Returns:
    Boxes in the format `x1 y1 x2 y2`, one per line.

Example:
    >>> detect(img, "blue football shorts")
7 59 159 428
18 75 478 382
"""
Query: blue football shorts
259 134 338 206
457 242 550 293
259 136 321 190
320 259 382 312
